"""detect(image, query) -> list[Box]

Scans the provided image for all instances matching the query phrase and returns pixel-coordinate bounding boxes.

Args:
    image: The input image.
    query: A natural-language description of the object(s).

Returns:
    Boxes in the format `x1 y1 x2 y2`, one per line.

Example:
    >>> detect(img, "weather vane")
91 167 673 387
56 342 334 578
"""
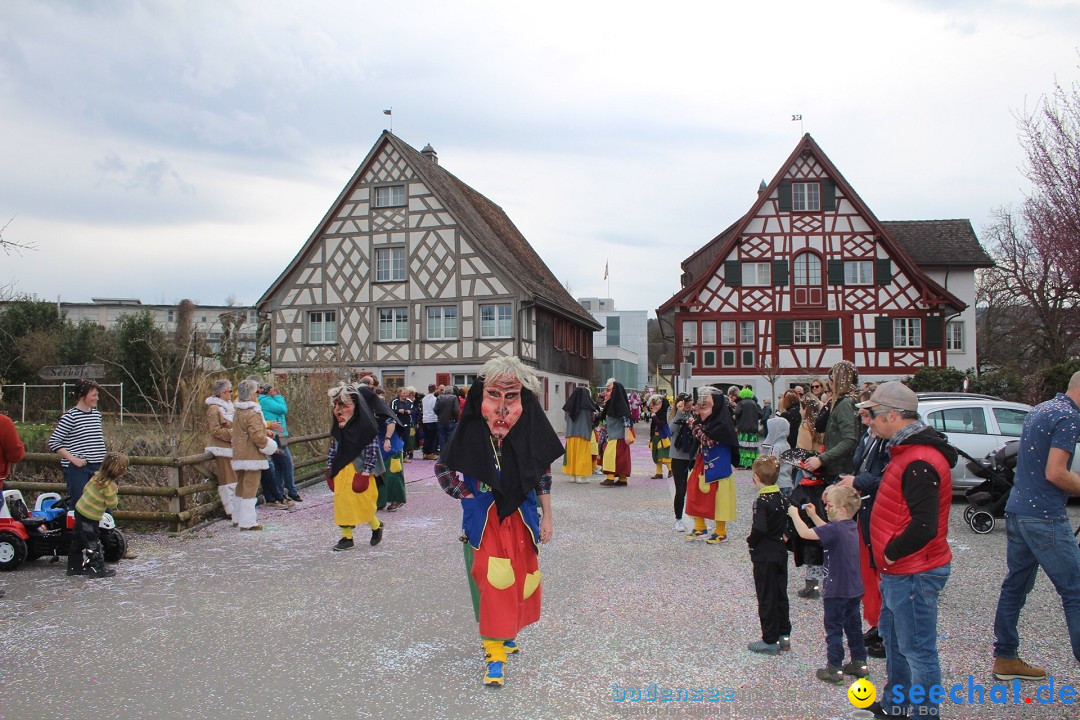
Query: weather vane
792 113 803 134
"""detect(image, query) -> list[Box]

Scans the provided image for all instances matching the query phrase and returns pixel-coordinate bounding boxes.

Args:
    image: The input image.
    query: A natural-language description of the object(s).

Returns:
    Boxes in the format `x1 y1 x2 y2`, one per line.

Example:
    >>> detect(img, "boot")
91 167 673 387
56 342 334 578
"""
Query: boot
797 579 820 599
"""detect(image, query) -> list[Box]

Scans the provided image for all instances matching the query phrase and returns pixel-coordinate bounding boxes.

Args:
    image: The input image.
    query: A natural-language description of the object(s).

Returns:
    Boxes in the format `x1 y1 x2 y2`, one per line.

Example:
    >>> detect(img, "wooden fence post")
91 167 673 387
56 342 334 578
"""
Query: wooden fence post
167 464 182 535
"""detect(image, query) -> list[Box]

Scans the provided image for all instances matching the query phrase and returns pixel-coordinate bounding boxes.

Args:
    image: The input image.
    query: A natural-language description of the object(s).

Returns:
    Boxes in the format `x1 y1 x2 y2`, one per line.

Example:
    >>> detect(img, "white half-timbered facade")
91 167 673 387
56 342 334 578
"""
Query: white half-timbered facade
259 132 601 430
658 134 993 397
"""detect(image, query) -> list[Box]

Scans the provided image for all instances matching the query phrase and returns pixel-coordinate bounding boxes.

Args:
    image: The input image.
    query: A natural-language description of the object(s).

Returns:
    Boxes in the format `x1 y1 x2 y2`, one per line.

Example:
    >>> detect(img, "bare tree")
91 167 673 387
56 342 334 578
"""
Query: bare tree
0 215 36 255
976 206 1080 369
1017 70 1080 289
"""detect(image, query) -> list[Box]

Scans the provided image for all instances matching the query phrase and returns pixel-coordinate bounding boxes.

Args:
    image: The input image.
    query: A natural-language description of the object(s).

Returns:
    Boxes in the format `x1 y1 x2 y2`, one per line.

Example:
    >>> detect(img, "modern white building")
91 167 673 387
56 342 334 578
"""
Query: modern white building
578 297 649 391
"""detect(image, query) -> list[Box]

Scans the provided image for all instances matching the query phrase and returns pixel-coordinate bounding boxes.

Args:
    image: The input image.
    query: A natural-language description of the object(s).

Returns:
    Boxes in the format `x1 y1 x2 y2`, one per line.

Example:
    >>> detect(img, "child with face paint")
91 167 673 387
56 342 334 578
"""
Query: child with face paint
435 356 565 688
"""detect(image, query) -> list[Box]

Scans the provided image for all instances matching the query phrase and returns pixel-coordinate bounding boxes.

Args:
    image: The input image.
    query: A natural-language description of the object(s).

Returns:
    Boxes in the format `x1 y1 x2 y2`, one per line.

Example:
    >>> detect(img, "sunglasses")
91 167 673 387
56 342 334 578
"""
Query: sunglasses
810 384 822 389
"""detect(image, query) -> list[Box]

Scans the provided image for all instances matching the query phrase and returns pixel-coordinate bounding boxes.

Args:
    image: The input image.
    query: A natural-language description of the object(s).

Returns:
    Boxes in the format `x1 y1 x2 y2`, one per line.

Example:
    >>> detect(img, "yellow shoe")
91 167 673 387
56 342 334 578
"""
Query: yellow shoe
483 661 505 687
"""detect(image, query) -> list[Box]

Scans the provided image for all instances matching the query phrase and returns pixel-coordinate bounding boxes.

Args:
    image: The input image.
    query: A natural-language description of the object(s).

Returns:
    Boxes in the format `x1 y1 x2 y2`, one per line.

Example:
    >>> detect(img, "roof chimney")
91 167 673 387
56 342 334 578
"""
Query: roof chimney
421 144 438 165
758 179 767 195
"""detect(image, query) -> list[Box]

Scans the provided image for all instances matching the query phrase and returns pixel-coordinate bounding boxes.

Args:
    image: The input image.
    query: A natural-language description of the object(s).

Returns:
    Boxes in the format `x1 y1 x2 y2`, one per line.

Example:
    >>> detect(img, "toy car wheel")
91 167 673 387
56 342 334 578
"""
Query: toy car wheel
963 505 977 523
101 528 127 563
970 510 995 534
0 531 27 571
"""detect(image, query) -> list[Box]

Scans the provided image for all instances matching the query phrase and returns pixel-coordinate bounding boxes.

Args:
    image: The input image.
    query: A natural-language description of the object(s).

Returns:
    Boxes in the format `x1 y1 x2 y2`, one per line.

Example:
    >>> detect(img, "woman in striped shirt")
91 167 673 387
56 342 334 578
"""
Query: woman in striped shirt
49 379 107 506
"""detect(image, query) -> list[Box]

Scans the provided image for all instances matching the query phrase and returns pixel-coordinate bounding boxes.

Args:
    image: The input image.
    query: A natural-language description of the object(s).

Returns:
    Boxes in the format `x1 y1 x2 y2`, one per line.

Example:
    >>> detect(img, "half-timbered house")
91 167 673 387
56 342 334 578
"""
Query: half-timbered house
258 132 601 431
657 134 993 399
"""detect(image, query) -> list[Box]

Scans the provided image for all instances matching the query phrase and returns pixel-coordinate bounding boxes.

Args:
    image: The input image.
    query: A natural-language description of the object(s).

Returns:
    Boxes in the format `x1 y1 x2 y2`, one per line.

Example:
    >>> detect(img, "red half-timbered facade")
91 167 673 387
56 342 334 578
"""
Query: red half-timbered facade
658 134 991 392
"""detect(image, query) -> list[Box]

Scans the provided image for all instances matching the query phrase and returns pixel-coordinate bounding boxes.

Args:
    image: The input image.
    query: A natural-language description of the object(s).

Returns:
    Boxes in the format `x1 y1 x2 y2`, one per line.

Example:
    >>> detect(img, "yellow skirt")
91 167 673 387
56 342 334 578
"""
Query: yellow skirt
332 464 379 527
563 436 593 477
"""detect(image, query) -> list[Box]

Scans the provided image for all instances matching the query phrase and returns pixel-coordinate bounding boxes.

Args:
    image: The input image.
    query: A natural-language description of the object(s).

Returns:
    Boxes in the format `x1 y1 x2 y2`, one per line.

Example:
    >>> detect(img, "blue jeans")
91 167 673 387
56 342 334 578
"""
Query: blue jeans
271 446 297 497
63 462 101 507
993 513 1080 662
259 463 283 502
438 422 457 451
824 596 867 666
878 564 950 718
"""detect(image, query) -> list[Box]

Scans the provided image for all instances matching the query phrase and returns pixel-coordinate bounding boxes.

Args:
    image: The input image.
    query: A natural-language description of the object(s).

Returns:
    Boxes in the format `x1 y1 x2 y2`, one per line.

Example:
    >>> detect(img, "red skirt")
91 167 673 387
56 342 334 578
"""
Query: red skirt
465 503 542 640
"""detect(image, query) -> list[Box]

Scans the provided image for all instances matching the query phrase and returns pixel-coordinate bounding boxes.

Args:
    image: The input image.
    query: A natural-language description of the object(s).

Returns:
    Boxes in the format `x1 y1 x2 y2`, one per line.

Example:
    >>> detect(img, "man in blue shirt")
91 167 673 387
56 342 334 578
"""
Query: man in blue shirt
992 371 1080 681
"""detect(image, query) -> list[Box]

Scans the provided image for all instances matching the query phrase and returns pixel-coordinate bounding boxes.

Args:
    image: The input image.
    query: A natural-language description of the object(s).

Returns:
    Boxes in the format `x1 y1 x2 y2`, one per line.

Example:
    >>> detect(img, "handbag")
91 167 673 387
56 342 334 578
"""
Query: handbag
702 443 733 483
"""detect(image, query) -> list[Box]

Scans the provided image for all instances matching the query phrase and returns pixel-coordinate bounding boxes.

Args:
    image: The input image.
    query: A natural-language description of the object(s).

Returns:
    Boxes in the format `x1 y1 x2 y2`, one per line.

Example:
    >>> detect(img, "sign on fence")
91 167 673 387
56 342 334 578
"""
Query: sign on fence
37 364 106 380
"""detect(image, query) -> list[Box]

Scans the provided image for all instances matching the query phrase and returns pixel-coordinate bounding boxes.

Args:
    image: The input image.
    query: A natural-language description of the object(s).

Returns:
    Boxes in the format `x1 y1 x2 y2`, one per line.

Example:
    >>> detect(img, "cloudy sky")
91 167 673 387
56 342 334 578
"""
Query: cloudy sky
1 0 1077 317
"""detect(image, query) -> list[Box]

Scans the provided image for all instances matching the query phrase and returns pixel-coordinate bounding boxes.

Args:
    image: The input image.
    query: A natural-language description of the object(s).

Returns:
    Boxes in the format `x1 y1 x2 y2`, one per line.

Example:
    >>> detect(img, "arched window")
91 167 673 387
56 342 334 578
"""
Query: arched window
792 251 824 306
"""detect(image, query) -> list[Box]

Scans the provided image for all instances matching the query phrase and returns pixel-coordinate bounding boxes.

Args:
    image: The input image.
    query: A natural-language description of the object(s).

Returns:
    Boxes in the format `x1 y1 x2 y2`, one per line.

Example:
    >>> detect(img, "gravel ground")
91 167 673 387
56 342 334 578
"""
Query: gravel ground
2 436 1078 720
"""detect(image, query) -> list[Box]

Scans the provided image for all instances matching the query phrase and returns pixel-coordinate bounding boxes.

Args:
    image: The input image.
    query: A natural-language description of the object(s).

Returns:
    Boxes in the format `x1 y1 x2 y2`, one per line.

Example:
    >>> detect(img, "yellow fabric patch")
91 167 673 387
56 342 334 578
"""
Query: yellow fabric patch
658 438 671 449
487 556 515 590
389 457 403 473
523 571 542 599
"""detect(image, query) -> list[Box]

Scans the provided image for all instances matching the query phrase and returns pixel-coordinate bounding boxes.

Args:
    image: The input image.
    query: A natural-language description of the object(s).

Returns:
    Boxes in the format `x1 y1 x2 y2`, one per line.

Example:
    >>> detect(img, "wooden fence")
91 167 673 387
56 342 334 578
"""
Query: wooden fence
5 432 331 535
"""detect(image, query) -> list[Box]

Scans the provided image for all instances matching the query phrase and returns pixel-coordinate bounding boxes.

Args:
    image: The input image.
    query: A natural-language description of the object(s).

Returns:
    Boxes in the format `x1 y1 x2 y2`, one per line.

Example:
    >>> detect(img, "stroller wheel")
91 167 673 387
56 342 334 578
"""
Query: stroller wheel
964 505 977 523
970 510 995 534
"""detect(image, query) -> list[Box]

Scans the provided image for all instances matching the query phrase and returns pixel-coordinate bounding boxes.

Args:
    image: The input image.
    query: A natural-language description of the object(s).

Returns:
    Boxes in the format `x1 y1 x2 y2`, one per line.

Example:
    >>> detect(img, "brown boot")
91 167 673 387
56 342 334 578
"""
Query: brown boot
992 656 1047 681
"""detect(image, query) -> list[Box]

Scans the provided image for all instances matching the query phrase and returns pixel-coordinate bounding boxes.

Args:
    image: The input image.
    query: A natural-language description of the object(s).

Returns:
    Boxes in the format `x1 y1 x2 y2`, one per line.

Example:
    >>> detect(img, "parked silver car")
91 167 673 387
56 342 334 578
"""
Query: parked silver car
915 393 1032 492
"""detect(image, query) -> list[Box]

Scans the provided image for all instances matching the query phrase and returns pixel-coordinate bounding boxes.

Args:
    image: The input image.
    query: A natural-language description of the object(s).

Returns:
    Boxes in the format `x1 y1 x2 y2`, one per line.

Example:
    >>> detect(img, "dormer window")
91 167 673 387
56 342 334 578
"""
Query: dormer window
792 182 820 211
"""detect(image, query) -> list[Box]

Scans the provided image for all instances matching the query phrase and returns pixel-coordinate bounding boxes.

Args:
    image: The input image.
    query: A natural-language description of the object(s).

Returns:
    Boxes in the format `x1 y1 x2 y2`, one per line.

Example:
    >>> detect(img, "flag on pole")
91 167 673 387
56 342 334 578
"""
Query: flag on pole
603 260 608 281
383 108 392 115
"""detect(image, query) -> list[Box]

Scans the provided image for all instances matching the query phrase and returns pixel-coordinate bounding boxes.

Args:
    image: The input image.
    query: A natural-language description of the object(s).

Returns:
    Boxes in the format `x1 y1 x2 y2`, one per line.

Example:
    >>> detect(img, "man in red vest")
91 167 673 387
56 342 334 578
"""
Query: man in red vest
859 381 955 719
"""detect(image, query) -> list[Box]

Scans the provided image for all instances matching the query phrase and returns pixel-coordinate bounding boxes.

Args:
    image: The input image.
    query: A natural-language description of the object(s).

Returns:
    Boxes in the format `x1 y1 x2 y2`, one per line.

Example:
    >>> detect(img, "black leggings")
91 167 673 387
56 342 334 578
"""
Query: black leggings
671 458 690 519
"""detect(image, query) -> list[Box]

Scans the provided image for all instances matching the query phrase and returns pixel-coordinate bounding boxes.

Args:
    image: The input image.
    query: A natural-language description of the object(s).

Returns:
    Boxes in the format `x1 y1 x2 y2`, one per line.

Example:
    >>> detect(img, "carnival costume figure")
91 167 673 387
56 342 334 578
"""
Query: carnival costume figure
562 385 598 483
599 379 635 487
684 388 739 544
326 383 385 551
648 394 672 479
435 357 564 687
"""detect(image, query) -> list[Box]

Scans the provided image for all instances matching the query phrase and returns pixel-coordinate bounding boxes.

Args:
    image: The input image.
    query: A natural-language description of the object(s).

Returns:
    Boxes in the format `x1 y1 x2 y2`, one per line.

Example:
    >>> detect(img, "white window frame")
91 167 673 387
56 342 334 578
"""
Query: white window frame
375 247 406 283
741 349 755 367
682 321 697 345
720 321 736 345
794 319 822 345
374 184 406 208
946 320 964 352
894 318 922 348
844 260 874 285
702 350 717 368
307 309 338 345
378 307 408 342
700 321 717 345
426 305 458 340
685 349 697 366
480 303 512 339
721 349 737 368
792 181 821 212
452 373 478 387
741 262 771 286
739 320 755 345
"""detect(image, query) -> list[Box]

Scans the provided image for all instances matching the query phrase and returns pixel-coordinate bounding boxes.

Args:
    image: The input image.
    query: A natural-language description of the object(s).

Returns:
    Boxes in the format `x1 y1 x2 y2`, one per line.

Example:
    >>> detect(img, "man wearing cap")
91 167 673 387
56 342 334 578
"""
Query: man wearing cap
858 381 955 719
991 371 1080 682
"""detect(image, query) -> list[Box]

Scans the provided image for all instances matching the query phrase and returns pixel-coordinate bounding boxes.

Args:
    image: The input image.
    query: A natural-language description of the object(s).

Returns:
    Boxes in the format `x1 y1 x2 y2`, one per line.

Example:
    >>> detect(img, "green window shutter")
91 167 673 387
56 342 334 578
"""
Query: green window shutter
875 316 893 349
724 260 742 287
824 318 841 346
775 319 793 346
875 259 893 286
828 260 846 285
925 315 943 349
822 179 836 211
772 260 788 287
777 179 792 212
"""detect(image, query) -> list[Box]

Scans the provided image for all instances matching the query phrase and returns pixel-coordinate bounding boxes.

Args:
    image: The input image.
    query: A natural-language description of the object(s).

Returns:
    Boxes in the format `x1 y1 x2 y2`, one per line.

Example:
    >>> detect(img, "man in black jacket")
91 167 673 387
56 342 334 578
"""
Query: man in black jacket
435 385 460 450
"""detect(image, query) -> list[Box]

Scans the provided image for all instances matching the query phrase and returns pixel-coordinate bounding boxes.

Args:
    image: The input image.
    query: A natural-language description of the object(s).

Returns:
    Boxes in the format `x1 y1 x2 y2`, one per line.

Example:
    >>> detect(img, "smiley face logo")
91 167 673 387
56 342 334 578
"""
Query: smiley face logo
848 678 876 708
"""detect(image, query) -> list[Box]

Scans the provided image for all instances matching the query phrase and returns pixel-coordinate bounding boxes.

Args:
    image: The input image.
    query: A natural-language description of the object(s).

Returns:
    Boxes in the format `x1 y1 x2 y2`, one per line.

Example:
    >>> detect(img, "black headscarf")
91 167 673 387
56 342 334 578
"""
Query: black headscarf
701 389 738 448
359 385 393 424
440 379 565 520
329 385 379 478
599 381 632 422
650 396 671 435
562 385 598 421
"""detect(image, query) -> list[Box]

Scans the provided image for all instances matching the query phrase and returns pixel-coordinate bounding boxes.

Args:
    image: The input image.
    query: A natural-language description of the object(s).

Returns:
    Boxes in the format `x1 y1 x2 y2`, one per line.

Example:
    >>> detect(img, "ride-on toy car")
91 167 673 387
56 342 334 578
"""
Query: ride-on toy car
0 489 127 571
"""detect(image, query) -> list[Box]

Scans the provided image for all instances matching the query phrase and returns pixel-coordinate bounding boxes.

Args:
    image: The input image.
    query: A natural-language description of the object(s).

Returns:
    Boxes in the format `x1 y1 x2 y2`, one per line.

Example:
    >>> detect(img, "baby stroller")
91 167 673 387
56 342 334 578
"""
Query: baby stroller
960 440 1018 534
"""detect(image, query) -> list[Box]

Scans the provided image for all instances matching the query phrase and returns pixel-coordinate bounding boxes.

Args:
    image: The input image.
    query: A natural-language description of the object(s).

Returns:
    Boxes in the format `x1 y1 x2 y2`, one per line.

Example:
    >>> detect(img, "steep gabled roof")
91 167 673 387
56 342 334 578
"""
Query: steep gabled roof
882 220 994 268
658 133 967 315
260 132 600 331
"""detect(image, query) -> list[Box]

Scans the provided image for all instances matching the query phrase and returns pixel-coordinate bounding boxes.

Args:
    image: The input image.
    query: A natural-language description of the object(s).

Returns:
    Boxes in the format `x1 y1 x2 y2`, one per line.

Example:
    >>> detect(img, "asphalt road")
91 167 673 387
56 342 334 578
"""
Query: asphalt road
2 440 1078 720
